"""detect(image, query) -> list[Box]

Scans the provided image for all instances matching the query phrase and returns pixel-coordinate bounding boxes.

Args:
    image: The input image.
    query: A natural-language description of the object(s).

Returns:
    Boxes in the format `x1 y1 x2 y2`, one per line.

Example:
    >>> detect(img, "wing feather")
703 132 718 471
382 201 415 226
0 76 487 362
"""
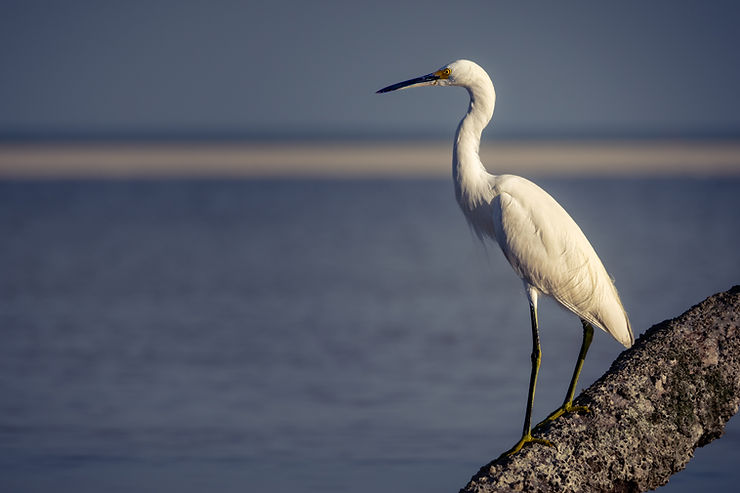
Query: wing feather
491 176 633 347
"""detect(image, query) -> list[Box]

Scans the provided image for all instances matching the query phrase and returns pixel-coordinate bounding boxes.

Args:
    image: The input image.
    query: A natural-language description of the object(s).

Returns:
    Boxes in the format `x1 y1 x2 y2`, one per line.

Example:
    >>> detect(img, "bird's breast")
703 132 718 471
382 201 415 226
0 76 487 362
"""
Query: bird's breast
456 186 497 241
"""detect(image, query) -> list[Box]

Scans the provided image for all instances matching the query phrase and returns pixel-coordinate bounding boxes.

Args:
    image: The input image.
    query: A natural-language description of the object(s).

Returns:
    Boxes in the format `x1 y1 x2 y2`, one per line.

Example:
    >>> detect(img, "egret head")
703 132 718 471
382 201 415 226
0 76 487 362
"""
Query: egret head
376 59 486 93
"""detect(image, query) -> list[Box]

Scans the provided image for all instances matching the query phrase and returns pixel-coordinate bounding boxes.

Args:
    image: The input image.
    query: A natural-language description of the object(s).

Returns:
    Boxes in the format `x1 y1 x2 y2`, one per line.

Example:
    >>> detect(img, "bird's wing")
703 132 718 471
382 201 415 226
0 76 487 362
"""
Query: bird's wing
491 177 592 300
491 175 633 346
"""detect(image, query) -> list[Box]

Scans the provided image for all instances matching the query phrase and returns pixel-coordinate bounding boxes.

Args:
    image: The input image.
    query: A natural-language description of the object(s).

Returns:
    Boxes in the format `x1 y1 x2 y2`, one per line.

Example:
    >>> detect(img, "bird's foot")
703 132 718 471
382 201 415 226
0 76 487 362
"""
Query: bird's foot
497 432 553 460
534 402 591 430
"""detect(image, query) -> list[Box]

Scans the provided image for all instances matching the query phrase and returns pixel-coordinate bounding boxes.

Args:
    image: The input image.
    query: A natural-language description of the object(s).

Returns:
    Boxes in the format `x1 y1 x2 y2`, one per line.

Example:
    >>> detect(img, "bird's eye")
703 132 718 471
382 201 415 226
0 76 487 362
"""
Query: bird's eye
443 68 451 76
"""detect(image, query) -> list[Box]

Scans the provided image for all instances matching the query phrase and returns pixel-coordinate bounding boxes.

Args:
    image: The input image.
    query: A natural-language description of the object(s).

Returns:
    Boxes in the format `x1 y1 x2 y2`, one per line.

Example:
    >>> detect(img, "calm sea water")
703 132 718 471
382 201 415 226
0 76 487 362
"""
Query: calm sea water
0 177 738 492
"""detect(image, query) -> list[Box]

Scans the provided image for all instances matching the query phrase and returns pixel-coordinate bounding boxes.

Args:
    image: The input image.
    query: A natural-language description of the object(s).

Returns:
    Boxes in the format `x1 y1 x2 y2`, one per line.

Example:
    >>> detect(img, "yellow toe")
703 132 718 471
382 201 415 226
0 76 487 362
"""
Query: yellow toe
535 403 591 430
498 433 553 459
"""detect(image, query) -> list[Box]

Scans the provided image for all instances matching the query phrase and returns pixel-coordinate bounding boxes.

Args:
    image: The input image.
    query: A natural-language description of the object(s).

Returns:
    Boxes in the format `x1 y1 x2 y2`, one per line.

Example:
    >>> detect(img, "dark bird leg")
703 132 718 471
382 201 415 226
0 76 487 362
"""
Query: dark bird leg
536 319 594 429
504 301 553 456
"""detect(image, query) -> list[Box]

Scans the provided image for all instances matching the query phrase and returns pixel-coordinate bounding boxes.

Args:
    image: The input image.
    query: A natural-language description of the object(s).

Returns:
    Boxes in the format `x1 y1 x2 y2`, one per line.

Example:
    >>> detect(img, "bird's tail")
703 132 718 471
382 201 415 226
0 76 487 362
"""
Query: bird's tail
595 285 634 348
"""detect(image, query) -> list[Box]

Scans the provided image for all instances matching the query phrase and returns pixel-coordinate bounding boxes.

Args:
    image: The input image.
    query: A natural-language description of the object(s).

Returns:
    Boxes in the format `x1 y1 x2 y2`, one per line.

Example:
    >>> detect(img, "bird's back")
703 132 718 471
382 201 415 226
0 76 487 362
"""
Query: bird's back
480 175 633 347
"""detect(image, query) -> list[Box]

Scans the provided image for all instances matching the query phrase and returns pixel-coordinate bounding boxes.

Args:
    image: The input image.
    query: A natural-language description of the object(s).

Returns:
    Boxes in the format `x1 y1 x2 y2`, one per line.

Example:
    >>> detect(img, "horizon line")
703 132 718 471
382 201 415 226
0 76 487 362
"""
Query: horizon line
2 140 740 179
2 127 740 144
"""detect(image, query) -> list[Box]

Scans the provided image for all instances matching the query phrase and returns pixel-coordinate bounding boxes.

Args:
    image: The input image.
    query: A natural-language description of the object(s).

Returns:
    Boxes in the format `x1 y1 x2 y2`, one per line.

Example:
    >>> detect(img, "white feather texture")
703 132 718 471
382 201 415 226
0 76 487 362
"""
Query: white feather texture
445 59 633 348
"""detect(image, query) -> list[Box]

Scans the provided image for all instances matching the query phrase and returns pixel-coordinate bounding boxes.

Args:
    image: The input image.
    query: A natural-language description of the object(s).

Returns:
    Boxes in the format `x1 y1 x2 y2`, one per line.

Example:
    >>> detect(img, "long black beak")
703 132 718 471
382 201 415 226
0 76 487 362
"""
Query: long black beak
376 73 439 93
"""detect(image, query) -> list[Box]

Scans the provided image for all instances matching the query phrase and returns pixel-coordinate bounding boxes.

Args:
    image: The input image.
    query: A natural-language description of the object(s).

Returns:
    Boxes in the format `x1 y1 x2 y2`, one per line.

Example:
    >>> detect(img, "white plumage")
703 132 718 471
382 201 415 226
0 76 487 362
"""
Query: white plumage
492 175 632 347
378 59 633 454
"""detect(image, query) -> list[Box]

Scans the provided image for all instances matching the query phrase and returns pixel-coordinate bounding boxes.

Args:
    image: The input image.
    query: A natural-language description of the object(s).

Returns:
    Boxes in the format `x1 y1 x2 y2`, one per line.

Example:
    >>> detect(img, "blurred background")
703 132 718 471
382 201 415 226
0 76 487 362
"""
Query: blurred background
1 1 739 492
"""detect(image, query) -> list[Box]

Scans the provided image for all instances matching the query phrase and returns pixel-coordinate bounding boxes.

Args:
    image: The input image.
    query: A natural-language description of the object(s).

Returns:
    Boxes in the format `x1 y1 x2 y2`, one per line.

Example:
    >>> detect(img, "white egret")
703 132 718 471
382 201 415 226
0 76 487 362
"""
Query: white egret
377 60 633 455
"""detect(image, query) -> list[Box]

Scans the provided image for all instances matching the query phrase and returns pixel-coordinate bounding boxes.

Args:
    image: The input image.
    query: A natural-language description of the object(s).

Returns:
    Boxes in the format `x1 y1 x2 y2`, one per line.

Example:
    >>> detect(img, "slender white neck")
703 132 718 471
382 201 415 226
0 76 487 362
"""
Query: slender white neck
452 77 496 207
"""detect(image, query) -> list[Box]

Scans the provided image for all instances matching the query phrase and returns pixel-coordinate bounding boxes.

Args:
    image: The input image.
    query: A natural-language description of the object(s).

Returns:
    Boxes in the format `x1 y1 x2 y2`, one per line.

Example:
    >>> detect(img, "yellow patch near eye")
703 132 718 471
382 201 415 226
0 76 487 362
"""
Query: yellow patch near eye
435 68 451 79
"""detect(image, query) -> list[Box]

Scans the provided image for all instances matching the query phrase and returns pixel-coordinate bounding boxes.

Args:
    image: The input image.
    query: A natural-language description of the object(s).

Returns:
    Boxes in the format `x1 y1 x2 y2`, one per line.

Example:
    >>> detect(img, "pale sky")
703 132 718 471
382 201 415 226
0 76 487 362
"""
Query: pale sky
2 1 740 139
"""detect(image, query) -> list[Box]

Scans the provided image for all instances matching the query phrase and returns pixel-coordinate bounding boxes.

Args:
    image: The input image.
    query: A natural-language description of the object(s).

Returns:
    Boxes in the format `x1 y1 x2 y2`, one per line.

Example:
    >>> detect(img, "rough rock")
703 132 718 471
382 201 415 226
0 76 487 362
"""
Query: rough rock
461 285 740 492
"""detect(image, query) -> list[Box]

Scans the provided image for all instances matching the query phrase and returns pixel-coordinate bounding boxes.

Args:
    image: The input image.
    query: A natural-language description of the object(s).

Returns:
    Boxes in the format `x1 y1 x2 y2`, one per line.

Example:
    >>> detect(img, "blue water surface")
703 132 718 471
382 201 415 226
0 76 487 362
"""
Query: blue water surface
0 178 738 492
